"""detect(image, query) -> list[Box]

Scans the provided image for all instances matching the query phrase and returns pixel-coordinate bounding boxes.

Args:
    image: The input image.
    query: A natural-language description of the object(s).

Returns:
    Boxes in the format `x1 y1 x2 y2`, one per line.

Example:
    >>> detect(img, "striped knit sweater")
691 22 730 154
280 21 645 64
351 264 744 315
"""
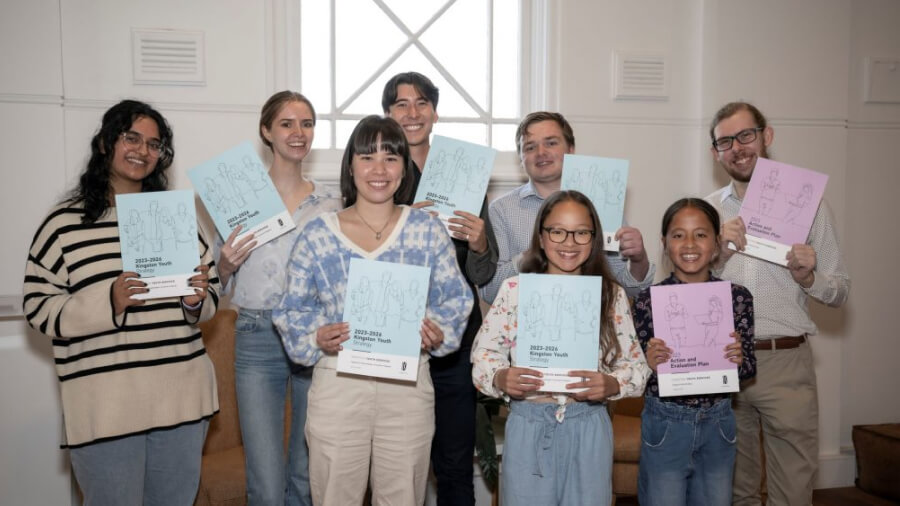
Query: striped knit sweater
23 201 220 448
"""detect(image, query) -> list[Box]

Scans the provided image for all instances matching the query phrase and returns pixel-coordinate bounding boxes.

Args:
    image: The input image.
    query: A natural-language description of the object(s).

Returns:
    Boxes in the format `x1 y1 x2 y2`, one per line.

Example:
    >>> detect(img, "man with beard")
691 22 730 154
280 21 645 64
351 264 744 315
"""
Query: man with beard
705 102 850 505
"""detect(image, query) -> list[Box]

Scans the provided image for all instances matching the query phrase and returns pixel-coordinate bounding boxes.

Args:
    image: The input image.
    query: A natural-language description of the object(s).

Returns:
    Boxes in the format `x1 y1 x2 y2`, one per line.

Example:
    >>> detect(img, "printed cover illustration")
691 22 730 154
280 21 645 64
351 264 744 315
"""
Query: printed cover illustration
736 158 828 266
338 258 431 382
515 273 603 393
116 190 199 299
650 281 739 397
188 141 294 249
412 135 496 225
561 154 629 251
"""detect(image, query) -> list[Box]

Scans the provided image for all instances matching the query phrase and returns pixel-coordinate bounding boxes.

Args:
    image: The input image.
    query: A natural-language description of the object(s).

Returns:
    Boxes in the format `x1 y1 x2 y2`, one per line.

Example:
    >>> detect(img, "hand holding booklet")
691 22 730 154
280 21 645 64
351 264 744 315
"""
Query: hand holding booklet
337 258 431 382
116 190 200 300
650 281 738 397
734 157 828 266
188 141 294 250
514 273 603 393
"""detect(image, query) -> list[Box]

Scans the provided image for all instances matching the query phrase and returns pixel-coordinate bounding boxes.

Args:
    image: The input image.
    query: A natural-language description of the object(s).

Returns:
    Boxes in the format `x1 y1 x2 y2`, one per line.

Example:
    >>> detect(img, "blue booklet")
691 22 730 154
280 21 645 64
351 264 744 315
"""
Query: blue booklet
515 273 603 392
561 154 630 251
337 258 431 382
188 141 294 249
115 190 200 300
412 135 496 226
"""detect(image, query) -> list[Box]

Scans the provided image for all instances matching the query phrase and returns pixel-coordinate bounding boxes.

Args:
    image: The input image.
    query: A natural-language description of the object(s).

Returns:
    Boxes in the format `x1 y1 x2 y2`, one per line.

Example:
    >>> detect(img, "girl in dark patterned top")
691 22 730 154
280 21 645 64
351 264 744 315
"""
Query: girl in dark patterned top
632 197 756 506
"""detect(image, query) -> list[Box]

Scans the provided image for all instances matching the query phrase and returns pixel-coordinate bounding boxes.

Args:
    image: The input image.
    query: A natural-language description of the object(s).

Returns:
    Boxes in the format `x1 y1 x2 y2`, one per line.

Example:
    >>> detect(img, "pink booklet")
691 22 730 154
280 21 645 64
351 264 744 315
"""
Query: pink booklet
651 281 738 397
736 158 828 266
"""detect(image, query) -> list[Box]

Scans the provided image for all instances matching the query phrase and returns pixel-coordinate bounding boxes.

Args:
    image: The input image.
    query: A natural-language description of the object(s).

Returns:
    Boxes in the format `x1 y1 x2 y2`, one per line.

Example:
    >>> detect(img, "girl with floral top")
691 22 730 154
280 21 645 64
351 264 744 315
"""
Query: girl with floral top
632 198 756 506
471 190 650 506
273 115 472 506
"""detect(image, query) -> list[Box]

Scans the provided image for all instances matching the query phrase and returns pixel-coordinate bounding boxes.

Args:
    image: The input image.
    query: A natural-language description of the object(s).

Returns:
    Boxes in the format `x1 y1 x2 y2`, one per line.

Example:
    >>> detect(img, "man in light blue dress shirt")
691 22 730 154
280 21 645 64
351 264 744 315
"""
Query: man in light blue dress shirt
482 111 654 304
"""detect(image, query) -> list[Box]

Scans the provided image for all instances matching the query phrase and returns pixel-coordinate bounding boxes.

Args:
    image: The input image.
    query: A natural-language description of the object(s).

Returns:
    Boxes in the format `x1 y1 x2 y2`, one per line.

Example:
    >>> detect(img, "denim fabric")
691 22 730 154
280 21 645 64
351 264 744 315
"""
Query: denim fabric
638 395 737 506
235 309 312 506
501 401 613 506
430 341 477 506
70 420 208 506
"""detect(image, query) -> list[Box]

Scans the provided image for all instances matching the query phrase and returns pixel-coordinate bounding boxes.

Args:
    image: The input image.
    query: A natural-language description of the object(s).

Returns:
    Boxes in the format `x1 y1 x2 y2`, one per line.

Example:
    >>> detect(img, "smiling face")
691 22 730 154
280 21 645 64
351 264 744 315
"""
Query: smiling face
710 109 772 184
387 83 437 148
539 199 594 275
520 119 574 188
350 139 405 206
664 206 718 283
109 115 161 194
262 100 315 164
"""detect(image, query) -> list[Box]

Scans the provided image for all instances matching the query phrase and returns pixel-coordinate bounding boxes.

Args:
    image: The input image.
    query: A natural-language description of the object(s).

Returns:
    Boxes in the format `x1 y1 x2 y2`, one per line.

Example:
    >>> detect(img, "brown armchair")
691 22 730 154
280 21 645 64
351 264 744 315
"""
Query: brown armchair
611 396 644 502
196 309 247 506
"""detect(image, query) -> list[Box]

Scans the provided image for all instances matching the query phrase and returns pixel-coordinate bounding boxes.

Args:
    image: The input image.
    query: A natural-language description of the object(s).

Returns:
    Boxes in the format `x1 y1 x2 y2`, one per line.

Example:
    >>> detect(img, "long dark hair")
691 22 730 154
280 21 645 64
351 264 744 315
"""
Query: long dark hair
339 115 416 208
660 197 722 267
68 100 174 223
520 190 622 367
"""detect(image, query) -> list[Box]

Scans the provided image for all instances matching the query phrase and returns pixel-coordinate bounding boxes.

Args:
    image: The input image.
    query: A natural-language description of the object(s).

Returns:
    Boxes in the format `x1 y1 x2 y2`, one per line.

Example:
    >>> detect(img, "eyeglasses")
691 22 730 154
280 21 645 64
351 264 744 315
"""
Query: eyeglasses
542 227 595 245
712 127 763 152
120 131 165 156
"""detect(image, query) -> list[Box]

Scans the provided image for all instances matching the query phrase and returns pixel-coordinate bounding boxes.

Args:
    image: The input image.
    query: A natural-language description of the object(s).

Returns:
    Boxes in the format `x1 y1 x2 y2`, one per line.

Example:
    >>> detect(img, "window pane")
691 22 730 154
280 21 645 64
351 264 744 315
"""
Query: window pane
492 0 520 118
491 123 517 151
313 119 332 150
434 122 487 146
420 0 488 113
334 0 406 109
380 0 448 33
336 119 360 149
301 0 332 113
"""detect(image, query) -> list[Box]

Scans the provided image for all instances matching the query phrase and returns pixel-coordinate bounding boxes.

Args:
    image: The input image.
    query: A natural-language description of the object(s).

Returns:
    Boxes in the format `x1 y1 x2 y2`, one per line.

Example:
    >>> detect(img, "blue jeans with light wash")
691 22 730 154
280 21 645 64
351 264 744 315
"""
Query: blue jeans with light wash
70 419 208 506
501 400 613 506
638 395 737 506
234 309 312 506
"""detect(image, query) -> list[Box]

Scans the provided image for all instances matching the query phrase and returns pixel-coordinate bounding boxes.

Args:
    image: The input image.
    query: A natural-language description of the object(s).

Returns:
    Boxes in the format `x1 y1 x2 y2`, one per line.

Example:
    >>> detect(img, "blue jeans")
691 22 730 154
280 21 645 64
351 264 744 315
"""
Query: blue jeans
70 419 208 506
501 401 613 506
638 396 737 506
235 309 312 506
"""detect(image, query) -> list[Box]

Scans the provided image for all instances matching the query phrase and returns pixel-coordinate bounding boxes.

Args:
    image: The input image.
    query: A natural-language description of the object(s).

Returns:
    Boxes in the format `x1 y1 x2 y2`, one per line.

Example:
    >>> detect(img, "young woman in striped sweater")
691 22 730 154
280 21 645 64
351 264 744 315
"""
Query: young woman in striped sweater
23 100 218 505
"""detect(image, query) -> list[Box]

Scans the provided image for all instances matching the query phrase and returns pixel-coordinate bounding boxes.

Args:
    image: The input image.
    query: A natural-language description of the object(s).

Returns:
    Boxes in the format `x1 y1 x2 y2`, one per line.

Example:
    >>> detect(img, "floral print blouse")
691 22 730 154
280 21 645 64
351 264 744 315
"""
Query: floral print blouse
471 276 651 407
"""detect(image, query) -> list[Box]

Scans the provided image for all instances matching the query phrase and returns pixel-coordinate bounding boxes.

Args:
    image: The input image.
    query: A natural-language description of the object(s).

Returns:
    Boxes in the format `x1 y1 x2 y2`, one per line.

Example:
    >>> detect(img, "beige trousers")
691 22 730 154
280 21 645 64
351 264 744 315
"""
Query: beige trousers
305 359 435 506
732 341 819 506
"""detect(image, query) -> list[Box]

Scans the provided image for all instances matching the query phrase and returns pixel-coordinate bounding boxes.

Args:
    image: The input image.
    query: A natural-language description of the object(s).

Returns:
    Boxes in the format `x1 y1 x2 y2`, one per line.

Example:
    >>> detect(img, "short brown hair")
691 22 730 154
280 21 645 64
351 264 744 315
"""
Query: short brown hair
709 102 767 145
515 111 576 156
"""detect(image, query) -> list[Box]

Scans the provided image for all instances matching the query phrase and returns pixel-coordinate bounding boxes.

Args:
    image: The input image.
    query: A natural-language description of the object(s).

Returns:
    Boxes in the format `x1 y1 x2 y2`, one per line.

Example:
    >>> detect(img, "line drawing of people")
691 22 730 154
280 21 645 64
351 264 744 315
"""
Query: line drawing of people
218 163 247 208
759 167 781 216
373 271 394 328
664 292 689 354
545 284 565 341
141 200 163 253
203 177 231 215
241 154 271 199
465 157 489 194
173 202 196 251
575 289 600 339
694 296 724 347
560 293 577 340
158 207 176 251
602 170 626 220
399 280 426 325
523 291 544 339
444 147 465 193
424 150 448 189
124 209 144 254
350 276 373 325
783 183 813 224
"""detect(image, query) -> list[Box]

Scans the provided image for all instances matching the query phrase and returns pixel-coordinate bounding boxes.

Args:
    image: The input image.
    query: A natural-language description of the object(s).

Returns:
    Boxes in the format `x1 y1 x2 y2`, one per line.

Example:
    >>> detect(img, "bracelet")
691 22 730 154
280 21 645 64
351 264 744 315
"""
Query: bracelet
182 299 203 311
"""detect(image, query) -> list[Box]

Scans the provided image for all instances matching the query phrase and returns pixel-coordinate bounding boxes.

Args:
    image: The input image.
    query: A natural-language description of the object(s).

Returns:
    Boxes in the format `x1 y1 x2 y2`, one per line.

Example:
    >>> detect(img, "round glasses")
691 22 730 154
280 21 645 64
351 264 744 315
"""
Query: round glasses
120 131 165 157
712 127 763 152
542 227 595 245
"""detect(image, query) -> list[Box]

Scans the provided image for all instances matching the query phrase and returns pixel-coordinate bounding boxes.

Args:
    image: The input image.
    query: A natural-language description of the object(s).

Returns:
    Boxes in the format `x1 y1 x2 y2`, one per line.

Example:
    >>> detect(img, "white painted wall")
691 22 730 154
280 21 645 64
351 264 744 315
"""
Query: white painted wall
2 1 898 503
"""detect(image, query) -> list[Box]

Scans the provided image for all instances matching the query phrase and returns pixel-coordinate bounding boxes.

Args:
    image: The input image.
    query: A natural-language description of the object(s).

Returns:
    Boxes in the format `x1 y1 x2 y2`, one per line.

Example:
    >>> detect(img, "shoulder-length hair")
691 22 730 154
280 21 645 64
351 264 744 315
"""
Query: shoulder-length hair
258 90 317 150
68 99 174 223
520 190 622 367
339 115 416 208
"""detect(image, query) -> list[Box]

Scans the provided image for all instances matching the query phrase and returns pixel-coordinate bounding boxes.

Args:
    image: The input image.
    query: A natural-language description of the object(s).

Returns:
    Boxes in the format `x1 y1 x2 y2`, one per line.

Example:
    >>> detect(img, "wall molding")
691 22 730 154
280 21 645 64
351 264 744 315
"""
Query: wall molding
0 93 63 105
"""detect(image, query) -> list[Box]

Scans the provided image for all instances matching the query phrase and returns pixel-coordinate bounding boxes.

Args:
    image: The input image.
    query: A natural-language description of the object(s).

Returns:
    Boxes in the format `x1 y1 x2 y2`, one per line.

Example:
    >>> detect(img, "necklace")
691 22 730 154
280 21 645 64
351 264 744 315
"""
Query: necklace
355 206 395 240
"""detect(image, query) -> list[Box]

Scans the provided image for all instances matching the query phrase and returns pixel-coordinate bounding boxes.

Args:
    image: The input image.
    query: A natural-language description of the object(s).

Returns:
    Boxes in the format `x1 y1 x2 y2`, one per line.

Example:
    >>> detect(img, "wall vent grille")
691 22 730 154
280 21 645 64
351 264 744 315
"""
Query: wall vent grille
613 51 668 101
132 29 205 86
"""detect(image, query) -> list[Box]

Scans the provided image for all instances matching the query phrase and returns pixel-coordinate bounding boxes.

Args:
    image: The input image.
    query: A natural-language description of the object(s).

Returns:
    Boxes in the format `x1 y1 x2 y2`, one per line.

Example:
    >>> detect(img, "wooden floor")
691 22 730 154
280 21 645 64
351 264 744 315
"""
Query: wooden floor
614 488 899 505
